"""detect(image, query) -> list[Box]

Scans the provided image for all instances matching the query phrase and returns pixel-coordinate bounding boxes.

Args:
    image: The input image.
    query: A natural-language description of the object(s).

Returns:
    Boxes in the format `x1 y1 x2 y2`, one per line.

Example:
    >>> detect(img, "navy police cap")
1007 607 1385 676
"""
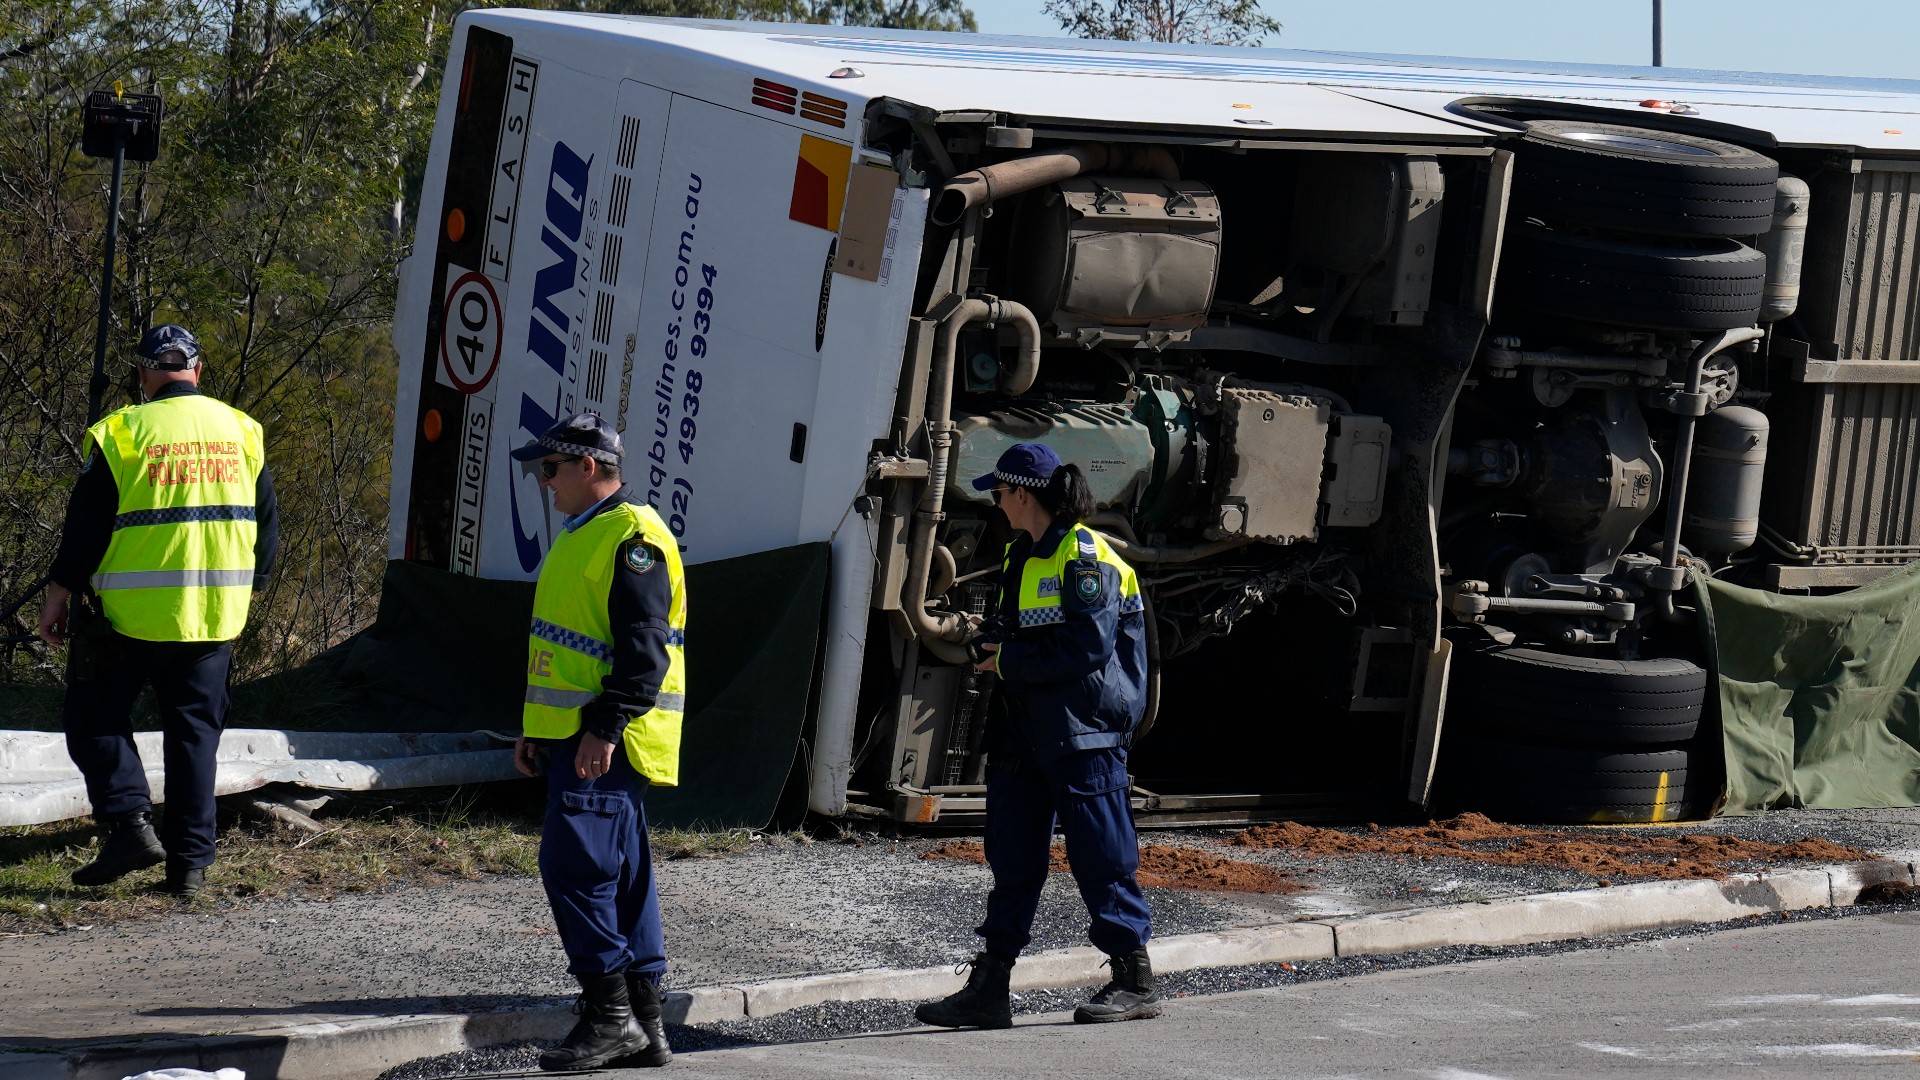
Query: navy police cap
135 325 201 370
510 411 624 465
971 442 1063 491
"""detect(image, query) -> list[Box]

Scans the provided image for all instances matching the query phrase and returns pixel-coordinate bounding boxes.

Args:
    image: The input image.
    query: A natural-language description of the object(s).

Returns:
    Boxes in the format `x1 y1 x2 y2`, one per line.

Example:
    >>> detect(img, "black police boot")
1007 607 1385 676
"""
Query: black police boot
71 811 166 887
1073 949 1163 1023
158 864 206 899
915 952 1014 1029
617 971 673 1067
539 972 648 1072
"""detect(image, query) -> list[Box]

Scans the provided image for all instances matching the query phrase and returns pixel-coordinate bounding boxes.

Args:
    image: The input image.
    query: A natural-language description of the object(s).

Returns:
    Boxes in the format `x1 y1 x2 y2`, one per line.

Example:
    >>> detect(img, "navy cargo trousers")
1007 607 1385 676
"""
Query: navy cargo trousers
537 733 667 982
63 633 232 873
977 745 1153 959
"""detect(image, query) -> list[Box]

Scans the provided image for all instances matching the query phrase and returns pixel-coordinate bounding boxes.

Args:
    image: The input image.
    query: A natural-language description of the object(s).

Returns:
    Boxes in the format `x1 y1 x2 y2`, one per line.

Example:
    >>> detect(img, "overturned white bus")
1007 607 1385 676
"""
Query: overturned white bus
390 12 1920 826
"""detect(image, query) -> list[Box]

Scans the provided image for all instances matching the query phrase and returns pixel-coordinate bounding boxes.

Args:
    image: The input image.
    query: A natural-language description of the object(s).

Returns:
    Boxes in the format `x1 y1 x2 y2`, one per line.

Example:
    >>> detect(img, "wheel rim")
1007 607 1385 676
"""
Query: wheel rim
1558 129 1720 156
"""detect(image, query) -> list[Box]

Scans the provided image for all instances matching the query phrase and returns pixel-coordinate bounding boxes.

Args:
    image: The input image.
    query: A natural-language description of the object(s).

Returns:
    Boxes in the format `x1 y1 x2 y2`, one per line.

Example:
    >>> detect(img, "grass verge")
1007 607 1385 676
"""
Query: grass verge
0 787 542 934
653 826 812 859
0 786 815 934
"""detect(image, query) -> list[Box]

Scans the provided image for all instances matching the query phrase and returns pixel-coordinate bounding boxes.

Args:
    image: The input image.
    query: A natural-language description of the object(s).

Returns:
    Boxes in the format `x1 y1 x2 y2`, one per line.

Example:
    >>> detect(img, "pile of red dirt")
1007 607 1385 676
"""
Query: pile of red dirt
923 840 1300 894
1228 813 1871 883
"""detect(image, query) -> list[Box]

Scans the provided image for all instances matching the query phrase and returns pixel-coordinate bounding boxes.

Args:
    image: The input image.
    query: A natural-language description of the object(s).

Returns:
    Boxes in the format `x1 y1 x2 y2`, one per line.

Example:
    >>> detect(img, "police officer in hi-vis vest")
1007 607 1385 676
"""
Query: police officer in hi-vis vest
510 411 685 1072
37 325 278 899
916 442 1160 1030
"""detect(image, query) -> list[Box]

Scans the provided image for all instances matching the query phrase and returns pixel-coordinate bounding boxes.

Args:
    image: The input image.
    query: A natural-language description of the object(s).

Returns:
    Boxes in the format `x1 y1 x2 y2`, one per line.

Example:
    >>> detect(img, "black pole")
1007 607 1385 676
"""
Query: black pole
1652 0 1664 67
6 91 158 652
7 130 118 651
87 131 126 427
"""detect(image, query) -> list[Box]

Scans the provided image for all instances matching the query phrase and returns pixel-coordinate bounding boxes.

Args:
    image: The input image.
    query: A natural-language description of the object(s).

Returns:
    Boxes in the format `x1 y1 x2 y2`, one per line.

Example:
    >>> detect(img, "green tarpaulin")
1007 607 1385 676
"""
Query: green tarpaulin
1696 563 1920 814
300 543 830 829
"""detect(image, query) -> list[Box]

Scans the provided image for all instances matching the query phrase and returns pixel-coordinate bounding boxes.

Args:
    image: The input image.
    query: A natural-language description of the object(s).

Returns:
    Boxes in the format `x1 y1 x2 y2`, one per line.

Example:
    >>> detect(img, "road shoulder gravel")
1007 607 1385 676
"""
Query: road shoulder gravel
5 848 1912 1080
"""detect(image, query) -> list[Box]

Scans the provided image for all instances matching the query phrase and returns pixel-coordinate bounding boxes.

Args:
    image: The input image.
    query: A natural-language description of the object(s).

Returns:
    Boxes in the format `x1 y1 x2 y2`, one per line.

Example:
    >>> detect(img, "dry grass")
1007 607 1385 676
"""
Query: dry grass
0 788 541 933
653 826 812 860
0 788 812 934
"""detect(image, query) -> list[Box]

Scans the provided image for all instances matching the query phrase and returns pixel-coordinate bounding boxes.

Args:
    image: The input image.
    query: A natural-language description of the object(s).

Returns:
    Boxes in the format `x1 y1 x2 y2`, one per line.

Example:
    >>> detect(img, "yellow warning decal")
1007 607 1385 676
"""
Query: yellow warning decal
789 134 851 232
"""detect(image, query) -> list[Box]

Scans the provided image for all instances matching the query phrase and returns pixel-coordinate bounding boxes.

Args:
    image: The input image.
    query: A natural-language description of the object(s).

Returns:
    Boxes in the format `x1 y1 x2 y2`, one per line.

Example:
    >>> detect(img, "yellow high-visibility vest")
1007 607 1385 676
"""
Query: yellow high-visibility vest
86 392 265 642
523 501 687 785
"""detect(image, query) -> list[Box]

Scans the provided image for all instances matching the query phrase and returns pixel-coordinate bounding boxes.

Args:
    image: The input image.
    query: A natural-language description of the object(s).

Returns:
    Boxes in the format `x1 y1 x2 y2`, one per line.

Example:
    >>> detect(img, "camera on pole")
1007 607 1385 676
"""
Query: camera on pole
83 88 164 162
79 84 163 428
2 86 165 654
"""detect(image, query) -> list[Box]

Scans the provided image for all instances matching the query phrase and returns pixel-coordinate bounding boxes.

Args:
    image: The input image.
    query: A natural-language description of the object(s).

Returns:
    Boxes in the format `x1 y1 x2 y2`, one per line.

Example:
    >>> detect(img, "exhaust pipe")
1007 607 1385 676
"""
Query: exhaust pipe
902 295 1042 661
931 143 1178 227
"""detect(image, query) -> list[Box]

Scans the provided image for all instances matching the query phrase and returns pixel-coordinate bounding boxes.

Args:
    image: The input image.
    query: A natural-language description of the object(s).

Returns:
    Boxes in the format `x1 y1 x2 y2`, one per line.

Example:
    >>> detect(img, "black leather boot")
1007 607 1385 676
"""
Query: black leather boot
1073 949 1163 1023
539 971 648 1071
618 971 673 1067
158 864 206 899
915 952 1014 1029
71 811 165 887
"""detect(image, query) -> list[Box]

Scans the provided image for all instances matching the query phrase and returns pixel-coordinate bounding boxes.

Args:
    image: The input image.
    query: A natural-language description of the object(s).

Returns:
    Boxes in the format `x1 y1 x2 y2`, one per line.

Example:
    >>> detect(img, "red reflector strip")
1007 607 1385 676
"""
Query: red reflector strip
752 78 798 114
457 47 477 113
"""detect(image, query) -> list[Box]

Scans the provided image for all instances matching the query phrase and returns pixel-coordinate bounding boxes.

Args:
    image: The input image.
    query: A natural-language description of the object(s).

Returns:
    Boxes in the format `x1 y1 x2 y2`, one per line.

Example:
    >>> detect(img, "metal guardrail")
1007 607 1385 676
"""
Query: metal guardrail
0 729 521 827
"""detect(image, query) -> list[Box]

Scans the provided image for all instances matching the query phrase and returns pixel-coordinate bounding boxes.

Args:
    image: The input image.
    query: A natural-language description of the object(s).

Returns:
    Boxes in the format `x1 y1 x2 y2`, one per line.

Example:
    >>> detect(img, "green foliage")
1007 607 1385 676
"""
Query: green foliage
1044 0 1281 45
0 0 973 694
770 0 977 32
0 0 429 685
469 0 975 33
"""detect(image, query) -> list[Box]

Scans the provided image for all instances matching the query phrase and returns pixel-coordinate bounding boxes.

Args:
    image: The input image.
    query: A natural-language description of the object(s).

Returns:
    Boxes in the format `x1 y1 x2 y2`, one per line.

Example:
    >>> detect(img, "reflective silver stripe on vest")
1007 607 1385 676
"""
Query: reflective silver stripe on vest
524 687 688 712
525 686 598 709
90 569 254 591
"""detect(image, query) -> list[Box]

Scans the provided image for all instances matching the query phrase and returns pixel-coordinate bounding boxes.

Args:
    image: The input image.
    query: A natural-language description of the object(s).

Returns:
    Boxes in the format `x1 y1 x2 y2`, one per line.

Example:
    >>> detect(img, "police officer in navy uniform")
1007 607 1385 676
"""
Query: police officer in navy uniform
37 325 279 898
510 412 686 1071
916 442 1160 1029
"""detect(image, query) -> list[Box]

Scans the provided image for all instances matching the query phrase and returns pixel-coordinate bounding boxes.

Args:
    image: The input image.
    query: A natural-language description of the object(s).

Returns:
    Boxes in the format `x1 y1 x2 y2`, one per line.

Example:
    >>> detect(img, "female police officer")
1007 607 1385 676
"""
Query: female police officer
916 442 1160 1029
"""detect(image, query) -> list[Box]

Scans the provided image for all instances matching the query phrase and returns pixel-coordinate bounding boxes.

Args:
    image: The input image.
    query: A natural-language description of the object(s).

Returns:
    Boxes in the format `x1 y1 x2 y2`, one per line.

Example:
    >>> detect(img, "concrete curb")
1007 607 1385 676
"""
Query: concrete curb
7 852 1914 1080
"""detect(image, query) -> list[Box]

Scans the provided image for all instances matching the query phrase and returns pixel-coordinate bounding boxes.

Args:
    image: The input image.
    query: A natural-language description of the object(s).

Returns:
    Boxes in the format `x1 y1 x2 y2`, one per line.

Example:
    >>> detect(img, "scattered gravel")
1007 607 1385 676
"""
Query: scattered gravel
12 806 1919 1048
656 836 1255 987
380 891 1920 1080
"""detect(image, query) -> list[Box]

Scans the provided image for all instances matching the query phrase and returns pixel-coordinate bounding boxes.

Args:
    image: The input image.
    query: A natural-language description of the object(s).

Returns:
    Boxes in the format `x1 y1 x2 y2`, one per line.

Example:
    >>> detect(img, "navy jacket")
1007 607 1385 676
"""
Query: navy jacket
985 520 1149 765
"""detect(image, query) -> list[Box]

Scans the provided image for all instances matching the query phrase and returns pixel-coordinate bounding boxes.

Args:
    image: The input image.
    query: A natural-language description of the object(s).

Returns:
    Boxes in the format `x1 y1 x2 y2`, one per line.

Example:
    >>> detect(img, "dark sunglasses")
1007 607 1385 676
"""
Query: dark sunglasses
991 485 1015 505
538 455 581 479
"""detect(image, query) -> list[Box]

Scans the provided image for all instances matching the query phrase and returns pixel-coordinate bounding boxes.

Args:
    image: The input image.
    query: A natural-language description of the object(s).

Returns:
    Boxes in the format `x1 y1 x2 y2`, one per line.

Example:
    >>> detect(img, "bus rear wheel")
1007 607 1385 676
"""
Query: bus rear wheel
1510 119 1780 238
1502 225 1767 331
1441 736 1702 825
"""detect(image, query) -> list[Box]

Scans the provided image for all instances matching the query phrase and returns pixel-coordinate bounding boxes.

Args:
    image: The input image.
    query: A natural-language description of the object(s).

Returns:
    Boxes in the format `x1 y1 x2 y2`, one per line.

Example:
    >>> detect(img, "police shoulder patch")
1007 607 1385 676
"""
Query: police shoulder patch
1075 566 1102 603
622 540 656 574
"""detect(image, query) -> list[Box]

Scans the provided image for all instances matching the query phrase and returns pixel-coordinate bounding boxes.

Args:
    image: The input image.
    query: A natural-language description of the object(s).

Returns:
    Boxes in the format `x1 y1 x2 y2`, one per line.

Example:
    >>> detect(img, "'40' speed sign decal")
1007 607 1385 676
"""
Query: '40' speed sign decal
441 270 503 394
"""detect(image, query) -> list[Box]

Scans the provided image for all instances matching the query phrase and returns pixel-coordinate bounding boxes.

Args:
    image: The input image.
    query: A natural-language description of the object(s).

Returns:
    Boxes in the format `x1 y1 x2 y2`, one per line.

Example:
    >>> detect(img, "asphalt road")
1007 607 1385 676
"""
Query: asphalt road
593 910 1920 1078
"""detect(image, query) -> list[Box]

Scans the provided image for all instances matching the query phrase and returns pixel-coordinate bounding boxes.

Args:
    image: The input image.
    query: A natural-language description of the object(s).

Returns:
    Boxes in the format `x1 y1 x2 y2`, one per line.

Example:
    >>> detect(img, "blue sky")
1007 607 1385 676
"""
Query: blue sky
962 0 1920 81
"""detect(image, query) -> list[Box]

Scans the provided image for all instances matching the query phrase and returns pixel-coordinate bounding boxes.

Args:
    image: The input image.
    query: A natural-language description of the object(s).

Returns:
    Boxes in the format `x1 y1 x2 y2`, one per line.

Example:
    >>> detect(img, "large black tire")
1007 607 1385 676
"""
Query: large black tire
1511 119 1780 238
1449 639 1707 747
1502 226 1766 331
1442 736 1701 824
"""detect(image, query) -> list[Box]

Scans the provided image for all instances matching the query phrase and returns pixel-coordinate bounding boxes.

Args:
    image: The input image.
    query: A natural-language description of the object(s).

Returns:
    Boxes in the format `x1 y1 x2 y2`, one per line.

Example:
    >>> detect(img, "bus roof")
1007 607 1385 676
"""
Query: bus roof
477 13 1920 152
